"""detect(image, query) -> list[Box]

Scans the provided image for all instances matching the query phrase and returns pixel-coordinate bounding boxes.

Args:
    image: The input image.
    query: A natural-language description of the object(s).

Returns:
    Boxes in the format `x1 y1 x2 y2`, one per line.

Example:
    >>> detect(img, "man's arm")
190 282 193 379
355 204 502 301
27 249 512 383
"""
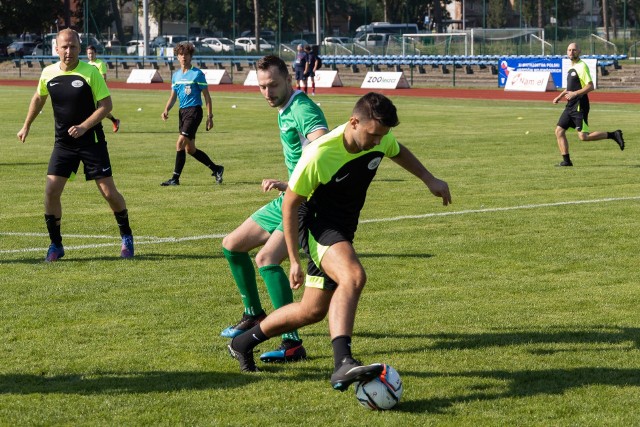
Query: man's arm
552 89 567 104
161 90 178 121
17 91 48 143
67 96 112 139
389 143 452 206
202 87 214 131
282 188 308 289
564 81 594 102
262 128 328 192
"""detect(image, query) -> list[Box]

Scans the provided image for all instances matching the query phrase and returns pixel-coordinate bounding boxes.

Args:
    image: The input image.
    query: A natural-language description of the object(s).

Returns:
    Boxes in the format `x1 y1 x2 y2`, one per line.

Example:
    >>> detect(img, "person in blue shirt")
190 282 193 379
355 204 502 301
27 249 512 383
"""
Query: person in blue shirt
160 42 224 186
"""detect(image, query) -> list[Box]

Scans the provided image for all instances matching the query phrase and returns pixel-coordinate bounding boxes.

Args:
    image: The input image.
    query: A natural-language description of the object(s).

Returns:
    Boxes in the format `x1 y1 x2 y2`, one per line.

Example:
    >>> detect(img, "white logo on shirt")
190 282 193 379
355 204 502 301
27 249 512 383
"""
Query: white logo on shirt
368 158 382 170
72 80 84 88
49 82 59 86
335 174 349 182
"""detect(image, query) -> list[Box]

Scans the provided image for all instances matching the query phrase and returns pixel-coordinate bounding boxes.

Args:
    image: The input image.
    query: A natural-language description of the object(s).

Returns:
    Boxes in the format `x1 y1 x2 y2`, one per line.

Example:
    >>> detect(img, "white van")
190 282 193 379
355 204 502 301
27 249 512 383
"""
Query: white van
354 33 393 47
354 23 419 38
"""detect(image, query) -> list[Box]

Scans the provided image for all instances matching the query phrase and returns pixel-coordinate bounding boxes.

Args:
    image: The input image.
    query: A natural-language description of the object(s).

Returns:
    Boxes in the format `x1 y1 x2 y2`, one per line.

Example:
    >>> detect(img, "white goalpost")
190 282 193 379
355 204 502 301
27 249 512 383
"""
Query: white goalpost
401 33 470 56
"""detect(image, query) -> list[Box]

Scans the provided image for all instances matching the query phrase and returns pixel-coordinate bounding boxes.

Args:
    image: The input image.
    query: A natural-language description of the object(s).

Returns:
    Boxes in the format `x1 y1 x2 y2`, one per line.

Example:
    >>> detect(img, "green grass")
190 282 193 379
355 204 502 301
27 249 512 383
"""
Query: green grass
1 85 639 425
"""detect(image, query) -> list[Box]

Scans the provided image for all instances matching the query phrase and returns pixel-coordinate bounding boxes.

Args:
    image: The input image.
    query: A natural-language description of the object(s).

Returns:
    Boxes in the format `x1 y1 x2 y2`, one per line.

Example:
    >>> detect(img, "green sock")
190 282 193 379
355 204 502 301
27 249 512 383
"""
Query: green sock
222 247 263 316
259 264 301 342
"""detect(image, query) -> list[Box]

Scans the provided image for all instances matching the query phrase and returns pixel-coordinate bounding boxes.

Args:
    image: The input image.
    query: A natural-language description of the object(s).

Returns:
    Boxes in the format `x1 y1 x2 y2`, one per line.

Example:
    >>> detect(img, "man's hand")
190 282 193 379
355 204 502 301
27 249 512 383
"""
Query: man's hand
17 127 29 143
289 260 305 290
261 179 287 192
426 177 452 206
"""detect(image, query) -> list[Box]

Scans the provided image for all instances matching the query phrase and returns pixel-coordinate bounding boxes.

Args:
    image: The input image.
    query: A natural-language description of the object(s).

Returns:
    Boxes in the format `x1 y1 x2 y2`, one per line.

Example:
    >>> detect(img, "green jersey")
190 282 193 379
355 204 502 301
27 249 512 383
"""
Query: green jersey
87 58 108 75
278 90 328 178
289 123 401 236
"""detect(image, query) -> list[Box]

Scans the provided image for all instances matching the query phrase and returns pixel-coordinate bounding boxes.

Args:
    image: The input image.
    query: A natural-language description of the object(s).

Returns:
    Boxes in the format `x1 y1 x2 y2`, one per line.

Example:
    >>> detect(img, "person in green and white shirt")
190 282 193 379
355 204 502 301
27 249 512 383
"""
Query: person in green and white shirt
221 55 328 364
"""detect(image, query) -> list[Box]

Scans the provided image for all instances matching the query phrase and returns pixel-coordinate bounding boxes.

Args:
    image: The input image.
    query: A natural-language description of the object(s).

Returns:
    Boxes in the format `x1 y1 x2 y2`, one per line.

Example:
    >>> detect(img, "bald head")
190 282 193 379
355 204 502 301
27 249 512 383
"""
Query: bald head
567 43 581 62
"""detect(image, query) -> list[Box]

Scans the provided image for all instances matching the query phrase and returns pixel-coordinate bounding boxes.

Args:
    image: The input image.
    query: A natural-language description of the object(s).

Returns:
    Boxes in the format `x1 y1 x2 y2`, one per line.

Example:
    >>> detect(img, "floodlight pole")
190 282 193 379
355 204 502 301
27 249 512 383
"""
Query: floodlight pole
316 0 321 45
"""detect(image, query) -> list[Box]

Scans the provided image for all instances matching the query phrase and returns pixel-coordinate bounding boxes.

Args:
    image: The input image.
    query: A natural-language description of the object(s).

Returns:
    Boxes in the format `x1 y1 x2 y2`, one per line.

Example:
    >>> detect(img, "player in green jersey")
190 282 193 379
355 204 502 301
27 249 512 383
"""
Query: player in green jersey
17 29 134 262
221 55 328 363
86 45 120 133
228 92 451 391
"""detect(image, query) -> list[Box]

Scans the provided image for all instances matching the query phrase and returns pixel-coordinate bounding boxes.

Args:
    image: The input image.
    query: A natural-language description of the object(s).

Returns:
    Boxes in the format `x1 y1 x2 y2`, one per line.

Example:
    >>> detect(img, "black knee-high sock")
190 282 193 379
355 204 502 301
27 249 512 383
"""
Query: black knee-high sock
114 209 132 236
191 149 216 170
45 214 62 245
231 324 268 353
173 150 186 176
332 335 353 370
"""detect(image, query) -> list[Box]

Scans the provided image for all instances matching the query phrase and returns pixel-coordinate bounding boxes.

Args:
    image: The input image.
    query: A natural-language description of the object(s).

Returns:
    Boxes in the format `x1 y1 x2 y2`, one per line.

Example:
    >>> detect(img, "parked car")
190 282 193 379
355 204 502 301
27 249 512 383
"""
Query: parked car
234 37 274 52
200 37 240 53
126 40 145 55
240 29 275 42
7 41 37 57
322 37 351 46
151 35 188 48
289 39 311 47
354 33 393 47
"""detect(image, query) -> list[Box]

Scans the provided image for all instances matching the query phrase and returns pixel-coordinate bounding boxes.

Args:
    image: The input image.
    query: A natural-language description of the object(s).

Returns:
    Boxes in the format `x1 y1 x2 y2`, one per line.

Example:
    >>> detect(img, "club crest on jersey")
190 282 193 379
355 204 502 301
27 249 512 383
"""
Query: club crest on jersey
72 80 84 88
368 157 382 170
185 85 192 95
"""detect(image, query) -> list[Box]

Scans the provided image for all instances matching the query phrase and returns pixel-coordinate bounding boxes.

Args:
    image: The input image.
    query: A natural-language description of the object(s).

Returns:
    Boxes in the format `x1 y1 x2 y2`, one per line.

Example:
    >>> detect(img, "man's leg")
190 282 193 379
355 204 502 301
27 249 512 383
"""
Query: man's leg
578 130 625 150
96 177 134 258
185 140 224 183
320 241 384 391
44 175 67 261
229 287 331 371
162 136 188 186
221 218 271 337
256 230 306 362
555 126 572 166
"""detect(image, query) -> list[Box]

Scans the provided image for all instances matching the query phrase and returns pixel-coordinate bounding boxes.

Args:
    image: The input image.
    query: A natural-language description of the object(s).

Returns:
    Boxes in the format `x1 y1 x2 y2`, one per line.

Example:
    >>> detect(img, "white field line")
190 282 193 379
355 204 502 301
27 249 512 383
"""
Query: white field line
1 196 639 255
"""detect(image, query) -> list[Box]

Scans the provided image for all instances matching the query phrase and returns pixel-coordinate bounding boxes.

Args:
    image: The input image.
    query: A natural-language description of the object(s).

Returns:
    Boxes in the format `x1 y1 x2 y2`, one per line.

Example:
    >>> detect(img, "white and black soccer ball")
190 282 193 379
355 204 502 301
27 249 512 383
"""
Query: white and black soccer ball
355 364 403 410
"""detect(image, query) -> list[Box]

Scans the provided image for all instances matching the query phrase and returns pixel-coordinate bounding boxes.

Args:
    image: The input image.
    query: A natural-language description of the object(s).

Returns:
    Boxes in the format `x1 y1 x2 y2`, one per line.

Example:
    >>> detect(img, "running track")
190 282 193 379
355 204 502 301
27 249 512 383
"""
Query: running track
2 78 639 103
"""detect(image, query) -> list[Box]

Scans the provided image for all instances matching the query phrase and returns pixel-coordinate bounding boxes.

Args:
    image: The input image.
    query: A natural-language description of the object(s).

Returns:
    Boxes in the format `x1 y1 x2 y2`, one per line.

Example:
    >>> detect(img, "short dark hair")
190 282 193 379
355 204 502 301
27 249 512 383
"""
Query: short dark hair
175 41 195 56
256 55 289 78
87 44 96 52
353 92 400 128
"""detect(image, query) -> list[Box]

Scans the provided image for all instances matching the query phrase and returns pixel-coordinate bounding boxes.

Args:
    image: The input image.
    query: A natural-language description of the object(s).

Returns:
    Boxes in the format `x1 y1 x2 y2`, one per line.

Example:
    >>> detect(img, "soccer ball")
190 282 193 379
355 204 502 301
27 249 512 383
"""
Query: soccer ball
355 364 403 410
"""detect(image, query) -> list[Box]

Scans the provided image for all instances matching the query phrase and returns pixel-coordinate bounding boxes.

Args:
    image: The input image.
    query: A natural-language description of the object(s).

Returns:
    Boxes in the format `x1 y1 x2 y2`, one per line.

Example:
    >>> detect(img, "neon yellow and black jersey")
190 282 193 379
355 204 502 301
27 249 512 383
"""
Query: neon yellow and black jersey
37 61 110 146
565 59 592 112
289 123 400 235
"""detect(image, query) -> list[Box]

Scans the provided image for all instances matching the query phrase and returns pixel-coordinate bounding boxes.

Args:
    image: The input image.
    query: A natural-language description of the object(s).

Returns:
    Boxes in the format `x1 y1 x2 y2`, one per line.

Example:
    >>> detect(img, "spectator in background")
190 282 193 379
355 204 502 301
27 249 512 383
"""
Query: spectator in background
293 44 308 93
86 45 120 132
303 44 318 96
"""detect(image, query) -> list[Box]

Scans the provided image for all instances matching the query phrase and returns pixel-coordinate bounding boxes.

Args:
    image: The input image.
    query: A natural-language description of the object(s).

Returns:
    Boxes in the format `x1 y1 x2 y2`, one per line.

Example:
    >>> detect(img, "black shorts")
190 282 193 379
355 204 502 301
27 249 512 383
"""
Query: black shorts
557 108 589 132
179 106 203 140
304 71 315 79
298 204 353 291
295 68 305 81
47 141 113 180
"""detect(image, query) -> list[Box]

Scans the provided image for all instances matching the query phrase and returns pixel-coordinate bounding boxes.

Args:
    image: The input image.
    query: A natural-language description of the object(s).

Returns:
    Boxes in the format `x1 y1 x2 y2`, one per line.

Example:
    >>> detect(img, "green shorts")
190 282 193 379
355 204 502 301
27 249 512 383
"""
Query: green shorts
250 193 285 233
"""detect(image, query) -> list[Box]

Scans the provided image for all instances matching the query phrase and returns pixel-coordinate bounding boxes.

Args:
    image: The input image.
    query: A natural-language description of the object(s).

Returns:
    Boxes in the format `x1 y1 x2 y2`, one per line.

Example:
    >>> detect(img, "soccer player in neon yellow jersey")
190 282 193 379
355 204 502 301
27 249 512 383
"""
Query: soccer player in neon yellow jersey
86 44 120 132
229 92 451 391
552 42 625 166
221 55 328 363
17 29 134 261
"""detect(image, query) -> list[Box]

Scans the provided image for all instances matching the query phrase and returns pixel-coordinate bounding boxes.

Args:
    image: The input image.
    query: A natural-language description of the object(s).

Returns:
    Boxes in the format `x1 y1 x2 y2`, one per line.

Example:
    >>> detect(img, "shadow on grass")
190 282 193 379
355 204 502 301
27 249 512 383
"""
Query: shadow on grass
0 162 48 167
0 370 259 395
397 367 640 414
356 326 640 352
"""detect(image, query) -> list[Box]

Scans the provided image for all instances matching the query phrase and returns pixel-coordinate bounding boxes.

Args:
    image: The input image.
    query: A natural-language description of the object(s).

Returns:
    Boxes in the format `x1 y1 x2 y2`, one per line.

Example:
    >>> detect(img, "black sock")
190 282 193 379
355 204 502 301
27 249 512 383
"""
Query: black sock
45 214 62 246
332 335 353 370
607 132 614 139
174 150 186 176
114 209 132 237
191 149 216 170
232 325 268 353
562 154 571 163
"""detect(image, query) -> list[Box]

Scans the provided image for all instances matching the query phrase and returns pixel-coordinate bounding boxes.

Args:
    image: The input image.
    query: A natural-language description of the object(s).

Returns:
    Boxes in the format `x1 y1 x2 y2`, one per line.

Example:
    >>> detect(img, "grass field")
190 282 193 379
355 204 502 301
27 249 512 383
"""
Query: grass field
1 85 639 426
